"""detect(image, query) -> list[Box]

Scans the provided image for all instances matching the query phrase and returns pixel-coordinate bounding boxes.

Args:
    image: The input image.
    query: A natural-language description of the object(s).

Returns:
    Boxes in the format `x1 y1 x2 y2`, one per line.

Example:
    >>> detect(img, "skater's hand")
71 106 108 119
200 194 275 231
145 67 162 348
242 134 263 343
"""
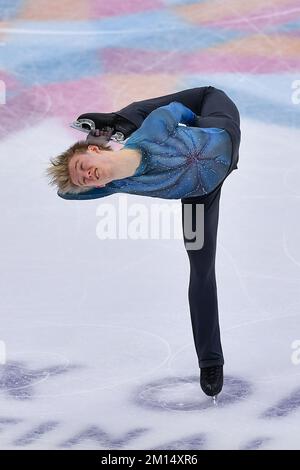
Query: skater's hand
77 112 117 132
86 128 114 146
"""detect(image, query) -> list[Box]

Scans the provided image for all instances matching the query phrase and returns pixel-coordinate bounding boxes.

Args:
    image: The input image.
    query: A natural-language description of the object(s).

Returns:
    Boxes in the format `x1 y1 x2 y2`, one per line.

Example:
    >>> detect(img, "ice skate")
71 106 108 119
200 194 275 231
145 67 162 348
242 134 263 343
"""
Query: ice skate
200 365 223 397
70 119 125 143
73 111 138 140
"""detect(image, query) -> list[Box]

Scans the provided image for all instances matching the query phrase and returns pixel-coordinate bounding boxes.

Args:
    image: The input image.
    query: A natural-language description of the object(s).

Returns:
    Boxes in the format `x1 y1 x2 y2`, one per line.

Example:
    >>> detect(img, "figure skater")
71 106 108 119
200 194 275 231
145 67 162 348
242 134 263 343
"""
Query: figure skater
46 86 241 399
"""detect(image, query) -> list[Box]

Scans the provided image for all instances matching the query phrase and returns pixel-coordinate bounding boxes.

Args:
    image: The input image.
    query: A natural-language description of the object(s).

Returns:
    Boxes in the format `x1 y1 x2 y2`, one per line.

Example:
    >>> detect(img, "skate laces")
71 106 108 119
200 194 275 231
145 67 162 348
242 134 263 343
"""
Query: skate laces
203 366 222 382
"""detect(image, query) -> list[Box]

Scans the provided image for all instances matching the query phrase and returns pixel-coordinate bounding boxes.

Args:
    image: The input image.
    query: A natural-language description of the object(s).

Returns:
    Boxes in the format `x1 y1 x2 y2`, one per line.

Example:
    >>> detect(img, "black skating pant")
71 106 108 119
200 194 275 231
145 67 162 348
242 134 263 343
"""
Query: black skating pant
181 185 224 367
180 89 239 368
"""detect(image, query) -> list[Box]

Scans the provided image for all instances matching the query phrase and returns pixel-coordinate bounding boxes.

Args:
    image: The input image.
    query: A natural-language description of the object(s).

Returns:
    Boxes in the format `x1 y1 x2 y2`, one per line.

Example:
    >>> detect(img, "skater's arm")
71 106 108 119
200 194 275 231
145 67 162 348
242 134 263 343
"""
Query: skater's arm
134 101 197 142
57 185 115 200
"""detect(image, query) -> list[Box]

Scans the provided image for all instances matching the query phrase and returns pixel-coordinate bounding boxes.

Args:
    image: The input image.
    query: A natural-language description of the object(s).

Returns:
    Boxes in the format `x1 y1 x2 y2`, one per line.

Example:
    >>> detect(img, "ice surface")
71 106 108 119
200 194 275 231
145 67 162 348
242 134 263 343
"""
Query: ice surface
0 0 300 450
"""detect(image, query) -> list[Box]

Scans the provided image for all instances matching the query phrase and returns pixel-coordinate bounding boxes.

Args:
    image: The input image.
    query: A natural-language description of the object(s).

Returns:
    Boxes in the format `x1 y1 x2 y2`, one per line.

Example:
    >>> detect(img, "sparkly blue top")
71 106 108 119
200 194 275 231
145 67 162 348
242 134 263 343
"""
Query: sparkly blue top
58 102 232 200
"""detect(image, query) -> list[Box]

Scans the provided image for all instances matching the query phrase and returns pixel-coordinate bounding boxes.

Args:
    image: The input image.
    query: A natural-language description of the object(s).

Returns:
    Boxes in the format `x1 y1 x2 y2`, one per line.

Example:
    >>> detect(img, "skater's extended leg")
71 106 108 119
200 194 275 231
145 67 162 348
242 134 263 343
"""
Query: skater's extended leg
181 185 224 368
77 86 210 139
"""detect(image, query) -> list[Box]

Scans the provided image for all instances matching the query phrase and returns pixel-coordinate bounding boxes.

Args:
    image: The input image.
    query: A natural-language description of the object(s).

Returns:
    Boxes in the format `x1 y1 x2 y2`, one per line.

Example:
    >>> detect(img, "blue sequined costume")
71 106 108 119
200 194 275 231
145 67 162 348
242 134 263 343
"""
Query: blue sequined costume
59 101 232 200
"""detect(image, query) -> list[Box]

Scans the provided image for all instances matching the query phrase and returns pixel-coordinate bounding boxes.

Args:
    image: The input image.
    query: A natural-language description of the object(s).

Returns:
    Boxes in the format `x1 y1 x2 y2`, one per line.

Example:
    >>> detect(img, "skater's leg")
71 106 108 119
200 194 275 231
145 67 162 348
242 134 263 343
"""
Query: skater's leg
181 185 224 368
200 86 240 124
76 86 209 140
113 86 209 129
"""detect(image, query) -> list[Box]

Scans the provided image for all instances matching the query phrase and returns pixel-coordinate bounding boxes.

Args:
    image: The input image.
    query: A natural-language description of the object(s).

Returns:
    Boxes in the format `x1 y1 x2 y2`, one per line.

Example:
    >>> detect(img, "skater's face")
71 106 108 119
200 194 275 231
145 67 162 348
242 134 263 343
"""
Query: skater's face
69 146 109 189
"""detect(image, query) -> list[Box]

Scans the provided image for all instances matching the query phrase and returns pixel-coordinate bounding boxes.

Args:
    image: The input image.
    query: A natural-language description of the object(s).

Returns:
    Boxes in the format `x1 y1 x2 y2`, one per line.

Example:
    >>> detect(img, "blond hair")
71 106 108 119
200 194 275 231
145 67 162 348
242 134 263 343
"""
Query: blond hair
45 140 113 195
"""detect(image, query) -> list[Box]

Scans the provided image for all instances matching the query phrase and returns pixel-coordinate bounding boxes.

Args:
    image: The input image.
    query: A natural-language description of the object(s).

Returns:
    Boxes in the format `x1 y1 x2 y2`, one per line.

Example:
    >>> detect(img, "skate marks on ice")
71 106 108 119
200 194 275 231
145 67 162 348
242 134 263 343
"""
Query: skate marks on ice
0 360 80 400
150 434 270 451
59 427 205 451
0 417 267 450
0 418 150 450
59 426 149 450
152 434 206 451
1 371 300 448
240 437 273 450
0 416 21 429
12 421 60 447
3 419 205 450
133 375 251 411
261 387 300 419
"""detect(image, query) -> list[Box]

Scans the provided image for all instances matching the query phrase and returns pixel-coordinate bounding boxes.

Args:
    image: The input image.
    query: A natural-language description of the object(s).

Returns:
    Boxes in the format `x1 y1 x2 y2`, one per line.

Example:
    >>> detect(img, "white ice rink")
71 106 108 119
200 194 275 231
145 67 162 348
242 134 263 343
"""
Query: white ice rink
1 0 300 450
1 115 300 449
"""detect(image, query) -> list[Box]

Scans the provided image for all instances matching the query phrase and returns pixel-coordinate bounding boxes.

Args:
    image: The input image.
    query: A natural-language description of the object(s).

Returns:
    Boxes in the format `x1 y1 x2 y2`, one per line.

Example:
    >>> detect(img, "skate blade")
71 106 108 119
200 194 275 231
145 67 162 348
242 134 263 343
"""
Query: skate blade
212 395 218 405
70 119 95 133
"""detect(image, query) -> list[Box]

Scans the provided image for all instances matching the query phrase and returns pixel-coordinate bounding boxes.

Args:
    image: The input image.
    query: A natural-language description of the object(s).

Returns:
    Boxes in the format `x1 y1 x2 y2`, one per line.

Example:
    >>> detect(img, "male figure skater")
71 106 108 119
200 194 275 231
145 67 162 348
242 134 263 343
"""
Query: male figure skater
46 86 241 398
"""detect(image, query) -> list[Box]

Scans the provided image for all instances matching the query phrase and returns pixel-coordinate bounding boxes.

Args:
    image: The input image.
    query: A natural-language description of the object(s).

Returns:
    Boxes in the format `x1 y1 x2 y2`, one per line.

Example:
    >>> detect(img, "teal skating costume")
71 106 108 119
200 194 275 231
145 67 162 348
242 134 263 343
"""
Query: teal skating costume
58 101 232 200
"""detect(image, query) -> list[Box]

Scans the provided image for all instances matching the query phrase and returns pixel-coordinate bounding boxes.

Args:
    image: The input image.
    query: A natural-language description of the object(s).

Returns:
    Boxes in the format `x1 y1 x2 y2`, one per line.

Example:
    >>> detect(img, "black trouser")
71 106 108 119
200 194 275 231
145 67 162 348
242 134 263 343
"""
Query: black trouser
181 185 224 368
180 88 240 368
